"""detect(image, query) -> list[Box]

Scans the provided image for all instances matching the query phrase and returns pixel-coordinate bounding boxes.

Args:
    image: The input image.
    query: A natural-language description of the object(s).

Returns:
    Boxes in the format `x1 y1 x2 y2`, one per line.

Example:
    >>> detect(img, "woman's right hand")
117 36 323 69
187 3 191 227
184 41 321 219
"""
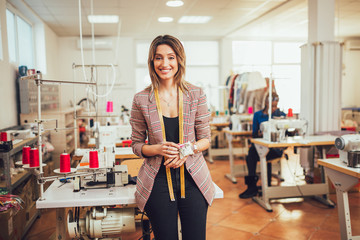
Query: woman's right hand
158 141 180 159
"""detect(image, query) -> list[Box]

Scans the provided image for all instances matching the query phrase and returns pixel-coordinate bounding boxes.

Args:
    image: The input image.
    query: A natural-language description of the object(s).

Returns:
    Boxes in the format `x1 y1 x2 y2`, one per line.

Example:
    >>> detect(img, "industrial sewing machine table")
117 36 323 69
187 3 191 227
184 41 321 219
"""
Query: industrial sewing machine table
318 158 360 240
36 176 223 239
223 129 253 183
251 135 337 212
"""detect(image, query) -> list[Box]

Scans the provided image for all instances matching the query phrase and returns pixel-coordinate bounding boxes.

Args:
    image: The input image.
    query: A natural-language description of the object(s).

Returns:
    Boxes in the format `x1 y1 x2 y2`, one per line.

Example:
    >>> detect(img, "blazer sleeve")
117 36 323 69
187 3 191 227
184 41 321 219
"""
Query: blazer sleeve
130 94 147 159
194 88 211 142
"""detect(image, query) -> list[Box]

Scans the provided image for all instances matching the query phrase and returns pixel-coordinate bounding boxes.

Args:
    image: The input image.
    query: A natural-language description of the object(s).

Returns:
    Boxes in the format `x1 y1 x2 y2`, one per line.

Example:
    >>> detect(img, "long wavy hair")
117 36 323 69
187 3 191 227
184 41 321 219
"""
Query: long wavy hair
147 35 188 92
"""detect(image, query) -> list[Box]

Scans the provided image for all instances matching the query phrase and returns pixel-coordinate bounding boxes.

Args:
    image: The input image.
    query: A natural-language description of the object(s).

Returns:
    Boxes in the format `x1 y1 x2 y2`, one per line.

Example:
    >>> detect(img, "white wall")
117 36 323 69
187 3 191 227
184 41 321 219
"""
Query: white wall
57 37 135 115
342 48 360 108
44 24 58 79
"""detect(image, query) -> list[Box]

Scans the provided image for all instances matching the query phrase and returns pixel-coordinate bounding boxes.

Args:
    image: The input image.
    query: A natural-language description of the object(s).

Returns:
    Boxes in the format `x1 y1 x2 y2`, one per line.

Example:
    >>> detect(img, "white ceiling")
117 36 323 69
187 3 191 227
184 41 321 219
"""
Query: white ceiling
15 0 360 40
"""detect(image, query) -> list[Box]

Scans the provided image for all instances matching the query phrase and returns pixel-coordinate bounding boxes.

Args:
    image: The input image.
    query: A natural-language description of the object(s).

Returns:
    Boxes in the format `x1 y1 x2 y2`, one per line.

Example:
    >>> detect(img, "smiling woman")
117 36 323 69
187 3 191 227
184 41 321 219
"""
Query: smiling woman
130 35 214 240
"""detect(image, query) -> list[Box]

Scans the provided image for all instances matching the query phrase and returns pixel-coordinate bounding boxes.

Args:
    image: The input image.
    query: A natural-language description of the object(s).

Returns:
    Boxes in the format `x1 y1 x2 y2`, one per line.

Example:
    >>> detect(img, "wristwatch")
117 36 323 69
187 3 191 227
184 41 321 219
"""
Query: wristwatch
192 142 199 154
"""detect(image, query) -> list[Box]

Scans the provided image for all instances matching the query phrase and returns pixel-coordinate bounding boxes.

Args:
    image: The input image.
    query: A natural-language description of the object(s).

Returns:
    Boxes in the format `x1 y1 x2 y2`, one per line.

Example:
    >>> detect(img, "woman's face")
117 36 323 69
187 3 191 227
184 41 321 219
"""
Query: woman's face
153 44 178 82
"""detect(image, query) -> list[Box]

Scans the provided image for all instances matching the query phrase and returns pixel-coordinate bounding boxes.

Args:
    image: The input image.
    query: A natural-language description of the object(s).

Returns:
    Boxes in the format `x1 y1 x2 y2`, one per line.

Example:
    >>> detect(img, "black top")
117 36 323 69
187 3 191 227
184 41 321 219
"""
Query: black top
159 116 181 181
163 116 179 144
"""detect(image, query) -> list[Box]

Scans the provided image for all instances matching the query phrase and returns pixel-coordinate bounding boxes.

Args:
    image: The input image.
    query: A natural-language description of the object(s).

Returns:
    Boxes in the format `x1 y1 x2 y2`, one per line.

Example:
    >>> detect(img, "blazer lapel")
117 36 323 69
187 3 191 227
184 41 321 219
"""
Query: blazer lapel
148 89 164 143
182 89 191 142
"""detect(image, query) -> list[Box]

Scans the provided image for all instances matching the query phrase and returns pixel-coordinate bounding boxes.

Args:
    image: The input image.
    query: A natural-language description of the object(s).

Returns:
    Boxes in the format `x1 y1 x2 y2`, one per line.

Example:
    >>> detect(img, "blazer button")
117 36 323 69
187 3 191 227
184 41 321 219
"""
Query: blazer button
189 169 192 173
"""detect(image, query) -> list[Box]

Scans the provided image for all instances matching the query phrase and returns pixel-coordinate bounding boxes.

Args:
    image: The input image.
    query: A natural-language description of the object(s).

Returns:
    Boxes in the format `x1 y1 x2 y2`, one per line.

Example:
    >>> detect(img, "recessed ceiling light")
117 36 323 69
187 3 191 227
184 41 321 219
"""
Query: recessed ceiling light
158 17 174 23
88 15 119 23
166 0 184 7
178 16 212 24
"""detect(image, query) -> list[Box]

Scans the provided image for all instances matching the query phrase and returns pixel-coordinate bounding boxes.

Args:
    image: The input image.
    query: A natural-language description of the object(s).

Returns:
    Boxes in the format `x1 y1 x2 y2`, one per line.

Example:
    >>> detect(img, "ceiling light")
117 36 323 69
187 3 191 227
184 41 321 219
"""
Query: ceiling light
158 17 174 23
166 0 184 7
178 16 212 24
88 15 119 23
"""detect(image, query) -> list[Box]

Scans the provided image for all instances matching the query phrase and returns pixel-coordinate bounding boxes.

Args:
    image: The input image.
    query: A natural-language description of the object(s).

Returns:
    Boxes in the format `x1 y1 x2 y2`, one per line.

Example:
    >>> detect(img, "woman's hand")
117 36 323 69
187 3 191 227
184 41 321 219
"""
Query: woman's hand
159 141 179 159
164 155 188 169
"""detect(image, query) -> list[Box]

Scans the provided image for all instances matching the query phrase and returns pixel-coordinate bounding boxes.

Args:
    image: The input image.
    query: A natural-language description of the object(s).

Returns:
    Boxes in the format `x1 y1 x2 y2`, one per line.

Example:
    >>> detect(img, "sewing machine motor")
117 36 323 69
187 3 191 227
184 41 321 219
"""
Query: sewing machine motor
335 134 360 168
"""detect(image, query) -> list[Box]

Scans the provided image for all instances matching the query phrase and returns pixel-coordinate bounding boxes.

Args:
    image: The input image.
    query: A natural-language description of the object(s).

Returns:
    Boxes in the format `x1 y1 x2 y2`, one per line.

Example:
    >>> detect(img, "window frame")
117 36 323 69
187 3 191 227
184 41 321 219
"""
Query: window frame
6 4 35 67
232 40 304 113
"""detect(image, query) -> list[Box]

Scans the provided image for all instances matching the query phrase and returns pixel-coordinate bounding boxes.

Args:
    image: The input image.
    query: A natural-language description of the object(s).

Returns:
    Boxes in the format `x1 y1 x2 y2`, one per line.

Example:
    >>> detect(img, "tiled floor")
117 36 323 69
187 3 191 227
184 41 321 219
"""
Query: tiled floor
25 154 360 240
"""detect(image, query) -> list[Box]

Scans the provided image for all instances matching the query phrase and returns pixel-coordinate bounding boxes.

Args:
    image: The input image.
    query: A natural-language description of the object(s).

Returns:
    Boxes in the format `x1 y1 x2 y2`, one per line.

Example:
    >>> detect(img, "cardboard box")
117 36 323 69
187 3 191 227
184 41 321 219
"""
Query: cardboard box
26 203 37 223
13 176 33 211
0 207 26 240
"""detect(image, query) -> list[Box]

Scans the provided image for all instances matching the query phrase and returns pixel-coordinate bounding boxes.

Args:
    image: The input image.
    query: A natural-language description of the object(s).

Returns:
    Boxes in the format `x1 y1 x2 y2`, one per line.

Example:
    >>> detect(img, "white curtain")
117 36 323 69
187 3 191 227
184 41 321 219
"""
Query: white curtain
300 41 342 134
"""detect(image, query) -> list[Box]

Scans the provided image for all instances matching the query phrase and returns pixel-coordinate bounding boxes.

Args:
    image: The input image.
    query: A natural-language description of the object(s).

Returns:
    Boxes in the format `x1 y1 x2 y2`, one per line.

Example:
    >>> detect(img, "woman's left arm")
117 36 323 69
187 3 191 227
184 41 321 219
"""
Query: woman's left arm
194 87 211 147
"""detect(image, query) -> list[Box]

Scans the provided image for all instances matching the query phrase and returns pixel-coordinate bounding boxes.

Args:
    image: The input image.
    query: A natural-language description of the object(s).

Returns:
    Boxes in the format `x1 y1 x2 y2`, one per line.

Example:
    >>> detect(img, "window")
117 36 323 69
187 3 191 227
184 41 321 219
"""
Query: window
0 16 3 60
6 9 16 63
232 41 303 113
17 16 34 68
6 8 35 68
183 41 219 65
273 42 302 64
136 42 150 65
232 41 271 65
272 65 301 113
183 41 219 110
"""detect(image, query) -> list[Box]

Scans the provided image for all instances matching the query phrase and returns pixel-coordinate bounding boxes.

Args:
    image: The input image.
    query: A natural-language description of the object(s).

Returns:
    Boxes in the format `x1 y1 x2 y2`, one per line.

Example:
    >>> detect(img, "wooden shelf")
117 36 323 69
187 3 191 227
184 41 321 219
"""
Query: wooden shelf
0 171 31 189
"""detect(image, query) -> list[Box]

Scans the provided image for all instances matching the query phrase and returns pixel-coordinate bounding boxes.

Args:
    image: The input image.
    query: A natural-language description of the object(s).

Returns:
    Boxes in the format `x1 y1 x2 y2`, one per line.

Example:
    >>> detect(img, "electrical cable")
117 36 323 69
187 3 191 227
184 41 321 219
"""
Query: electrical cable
90 0 96 65
138 211 153 240
78 0 88 83
77 98 95 109
87 64 117 98
78 0 116 99
284 153 334 209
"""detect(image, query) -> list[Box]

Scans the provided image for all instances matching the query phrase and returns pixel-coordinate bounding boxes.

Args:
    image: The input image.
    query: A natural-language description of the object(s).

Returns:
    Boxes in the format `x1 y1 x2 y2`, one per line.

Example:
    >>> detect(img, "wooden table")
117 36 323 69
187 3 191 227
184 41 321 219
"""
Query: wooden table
251 135 337 212
223 129 252 183
115 147 139 160
318 158 360 240
87 138 125 148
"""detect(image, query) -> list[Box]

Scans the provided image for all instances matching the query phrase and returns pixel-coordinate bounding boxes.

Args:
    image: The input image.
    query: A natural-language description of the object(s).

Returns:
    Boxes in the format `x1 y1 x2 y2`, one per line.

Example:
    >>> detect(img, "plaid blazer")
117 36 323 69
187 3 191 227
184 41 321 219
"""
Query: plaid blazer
130 83 215 211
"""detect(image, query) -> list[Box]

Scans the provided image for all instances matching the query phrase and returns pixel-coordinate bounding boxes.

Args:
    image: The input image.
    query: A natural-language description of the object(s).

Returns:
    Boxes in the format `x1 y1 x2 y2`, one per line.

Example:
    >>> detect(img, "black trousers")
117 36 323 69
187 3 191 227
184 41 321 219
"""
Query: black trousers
246 143 283 177
145 164 208 240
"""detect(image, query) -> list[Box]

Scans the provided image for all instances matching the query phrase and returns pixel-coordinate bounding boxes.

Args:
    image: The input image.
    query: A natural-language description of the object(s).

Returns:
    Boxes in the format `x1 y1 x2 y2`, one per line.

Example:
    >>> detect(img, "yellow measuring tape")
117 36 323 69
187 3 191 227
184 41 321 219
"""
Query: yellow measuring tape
154 88 185 201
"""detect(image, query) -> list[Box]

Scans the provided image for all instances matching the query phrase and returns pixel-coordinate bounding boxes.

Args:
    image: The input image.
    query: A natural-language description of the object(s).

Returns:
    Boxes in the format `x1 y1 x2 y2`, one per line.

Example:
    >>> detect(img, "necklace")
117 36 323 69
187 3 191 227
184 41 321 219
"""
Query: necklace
160 96 174 107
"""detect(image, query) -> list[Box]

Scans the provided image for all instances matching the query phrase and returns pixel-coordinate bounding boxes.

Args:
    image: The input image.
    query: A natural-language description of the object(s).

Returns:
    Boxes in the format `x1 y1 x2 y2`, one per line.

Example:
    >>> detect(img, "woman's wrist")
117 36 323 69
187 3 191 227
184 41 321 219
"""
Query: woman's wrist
192 142 199 154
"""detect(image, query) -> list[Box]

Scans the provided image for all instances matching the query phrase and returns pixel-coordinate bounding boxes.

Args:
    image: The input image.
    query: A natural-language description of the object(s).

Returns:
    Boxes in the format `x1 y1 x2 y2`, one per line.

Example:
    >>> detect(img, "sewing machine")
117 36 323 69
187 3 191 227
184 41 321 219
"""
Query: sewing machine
230 114 253 131
260 119 308 142
74 164 129 191
7 129 35 140
73 146 129 191
335 134 360 168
